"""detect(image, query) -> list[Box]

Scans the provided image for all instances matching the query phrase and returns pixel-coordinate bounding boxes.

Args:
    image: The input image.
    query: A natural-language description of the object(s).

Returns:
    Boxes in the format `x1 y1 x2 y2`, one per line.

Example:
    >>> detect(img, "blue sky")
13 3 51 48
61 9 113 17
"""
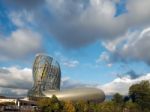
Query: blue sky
0 0 150 96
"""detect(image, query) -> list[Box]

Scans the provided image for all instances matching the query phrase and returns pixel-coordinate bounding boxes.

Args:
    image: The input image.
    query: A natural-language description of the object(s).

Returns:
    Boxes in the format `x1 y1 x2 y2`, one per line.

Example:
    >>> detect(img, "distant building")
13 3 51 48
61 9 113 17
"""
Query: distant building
0 97 36 106
0 97 37 111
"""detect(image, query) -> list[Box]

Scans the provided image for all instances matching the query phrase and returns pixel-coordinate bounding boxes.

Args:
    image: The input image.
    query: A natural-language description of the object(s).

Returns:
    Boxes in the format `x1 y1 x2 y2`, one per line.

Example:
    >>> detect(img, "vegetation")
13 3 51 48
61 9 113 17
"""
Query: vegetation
129 80 150 111
37 80 150 112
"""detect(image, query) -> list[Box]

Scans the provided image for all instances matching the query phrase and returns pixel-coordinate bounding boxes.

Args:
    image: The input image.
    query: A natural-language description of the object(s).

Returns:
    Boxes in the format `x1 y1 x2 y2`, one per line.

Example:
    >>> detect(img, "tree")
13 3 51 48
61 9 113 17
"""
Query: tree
98 101 121 112
37 97 52 112
63 100 75 112
123 96 130 103
74 100 88 112
124 101 140 112
112 93 123 104
37 95 64 112
129 80 150 110
50 95 64 111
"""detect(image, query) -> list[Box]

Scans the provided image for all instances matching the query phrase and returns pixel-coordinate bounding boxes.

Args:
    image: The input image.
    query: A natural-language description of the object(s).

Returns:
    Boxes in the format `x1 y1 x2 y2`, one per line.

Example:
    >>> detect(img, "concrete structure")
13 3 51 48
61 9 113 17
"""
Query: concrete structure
28 54 105 102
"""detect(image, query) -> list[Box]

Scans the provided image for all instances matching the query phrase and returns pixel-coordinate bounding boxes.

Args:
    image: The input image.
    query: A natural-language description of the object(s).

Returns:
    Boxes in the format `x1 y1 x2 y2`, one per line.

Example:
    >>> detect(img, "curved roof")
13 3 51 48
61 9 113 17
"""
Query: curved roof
43 87 105 102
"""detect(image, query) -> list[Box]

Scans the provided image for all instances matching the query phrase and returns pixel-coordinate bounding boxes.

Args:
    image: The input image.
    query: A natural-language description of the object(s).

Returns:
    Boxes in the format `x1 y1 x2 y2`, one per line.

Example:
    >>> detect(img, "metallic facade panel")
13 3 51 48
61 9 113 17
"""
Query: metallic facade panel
28 54 61 97
43 87 105 102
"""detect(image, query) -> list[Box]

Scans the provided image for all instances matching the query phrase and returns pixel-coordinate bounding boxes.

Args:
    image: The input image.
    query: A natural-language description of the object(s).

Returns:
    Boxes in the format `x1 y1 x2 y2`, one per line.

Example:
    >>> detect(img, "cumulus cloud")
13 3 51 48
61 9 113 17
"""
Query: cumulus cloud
0 87 27 97
126 0 150 27
0 67 32 96
2 0 150 50
40 0 126 48
99 73 150 95
0 29 42 60
0 67 32 89
121 28 150 64
1 0 123 48
103 27 150 65
9 10 34 28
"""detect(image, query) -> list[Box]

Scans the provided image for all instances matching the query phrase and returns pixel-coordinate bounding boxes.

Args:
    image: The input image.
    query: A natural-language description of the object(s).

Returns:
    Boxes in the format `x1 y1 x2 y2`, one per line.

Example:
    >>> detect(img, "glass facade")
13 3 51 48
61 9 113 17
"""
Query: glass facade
28 54 61 97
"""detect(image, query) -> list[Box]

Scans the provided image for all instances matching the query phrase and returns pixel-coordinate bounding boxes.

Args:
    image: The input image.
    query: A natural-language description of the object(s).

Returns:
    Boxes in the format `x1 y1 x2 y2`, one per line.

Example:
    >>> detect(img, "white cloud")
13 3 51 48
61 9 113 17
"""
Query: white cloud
9 10 34 28
0 87 27 97
96 52 110 63
126 0 150 26
3 0 150 50
63 60 79 68
54 52 79 68
0 67 32 96
3 0 150 51
103 27 150 64
42 0 125 48
99 73 150 95
38 0 150 48
122 28 150 64
0 29 42 60
107 63 113 67
3 0 150 66
96 52 112 67
0 67 32 89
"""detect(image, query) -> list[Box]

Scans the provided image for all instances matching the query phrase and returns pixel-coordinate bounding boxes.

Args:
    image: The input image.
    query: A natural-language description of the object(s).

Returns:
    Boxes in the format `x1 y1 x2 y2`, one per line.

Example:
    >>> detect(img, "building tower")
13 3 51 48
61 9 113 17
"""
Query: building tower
28 54 61 97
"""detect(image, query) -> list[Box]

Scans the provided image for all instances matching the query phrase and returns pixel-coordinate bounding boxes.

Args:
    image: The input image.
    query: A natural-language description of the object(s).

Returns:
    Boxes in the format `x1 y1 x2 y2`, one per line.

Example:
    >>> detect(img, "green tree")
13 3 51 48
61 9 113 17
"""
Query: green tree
112 93 124 111
98 101 121 112
112 93 123 104
74 100 88 112
37 97 52 112
37 95 64 112
129 80 150 111
63 100 75 112
124 101 140 112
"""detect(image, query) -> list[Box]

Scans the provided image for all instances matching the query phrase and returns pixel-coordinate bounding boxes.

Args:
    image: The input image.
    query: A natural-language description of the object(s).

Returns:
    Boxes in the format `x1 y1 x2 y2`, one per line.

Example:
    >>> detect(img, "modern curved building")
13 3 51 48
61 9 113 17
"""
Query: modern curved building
28 54 61 97
28 54 105 102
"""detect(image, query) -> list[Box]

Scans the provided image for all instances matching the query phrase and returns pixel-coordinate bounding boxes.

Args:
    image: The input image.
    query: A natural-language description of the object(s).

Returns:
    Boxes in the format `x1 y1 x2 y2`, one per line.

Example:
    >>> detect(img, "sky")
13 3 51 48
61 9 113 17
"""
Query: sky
0 0 150 97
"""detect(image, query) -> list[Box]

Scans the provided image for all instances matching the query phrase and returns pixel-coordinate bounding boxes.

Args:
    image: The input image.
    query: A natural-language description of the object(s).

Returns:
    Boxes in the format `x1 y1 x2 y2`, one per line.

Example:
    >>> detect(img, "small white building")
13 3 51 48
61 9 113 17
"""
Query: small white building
0 97 36 106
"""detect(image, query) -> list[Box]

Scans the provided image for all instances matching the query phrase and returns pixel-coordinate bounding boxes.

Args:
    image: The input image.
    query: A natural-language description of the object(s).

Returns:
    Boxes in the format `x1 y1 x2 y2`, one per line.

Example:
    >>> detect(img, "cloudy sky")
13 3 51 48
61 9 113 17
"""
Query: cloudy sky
0 0 150 97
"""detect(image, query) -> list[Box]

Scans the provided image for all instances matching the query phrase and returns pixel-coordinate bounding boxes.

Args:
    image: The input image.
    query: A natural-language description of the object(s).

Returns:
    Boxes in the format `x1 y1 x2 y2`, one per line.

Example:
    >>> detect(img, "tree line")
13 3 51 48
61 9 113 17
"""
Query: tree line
37 80 150 112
